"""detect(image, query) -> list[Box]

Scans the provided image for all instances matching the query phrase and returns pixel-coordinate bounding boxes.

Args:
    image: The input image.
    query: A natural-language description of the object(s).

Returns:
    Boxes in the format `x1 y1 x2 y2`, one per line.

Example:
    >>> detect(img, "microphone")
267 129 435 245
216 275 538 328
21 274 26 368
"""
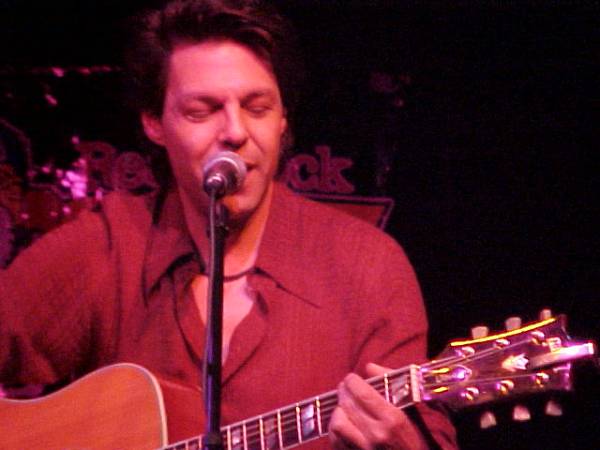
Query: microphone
202 151 247 198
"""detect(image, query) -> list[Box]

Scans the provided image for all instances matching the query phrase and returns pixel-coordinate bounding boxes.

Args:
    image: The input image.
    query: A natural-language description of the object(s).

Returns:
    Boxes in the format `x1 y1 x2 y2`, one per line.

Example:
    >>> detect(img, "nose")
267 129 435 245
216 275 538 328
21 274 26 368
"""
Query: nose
219 104 248 151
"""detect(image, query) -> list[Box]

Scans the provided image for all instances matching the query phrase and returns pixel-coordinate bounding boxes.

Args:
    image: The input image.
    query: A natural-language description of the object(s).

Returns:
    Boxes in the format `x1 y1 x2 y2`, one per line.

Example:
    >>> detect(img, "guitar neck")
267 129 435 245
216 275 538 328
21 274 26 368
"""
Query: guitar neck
163 365 419 450
161 315 597 450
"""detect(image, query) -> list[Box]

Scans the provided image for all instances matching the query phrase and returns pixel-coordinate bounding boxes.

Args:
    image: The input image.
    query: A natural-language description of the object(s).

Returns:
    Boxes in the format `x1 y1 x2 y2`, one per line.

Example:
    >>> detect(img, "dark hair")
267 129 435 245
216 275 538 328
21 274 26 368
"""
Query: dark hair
124 0 303 122
123 0 303 180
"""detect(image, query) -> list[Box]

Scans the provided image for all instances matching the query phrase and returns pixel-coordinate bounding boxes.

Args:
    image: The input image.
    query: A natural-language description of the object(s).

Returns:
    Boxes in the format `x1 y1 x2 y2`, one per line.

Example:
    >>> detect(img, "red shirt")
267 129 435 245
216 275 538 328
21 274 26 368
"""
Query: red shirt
0 183 456 449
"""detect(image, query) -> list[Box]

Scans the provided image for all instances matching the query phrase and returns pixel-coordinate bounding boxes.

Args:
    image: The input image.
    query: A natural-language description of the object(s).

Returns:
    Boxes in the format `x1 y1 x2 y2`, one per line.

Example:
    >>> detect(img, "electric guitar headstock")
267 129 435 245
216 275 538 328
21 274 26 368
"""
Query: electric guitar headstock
419 310 596 427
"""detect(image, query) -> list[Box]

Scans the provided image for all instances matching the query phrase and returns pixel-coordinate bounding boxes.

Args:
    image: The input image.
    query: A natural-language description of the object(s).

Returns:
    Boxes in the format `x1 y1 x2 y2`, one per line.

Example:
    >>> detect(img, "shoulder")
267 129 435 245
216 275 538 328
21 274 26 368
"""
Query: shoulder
265 186 426 339
9 190 155 268
265 184 417 300
272 184 402 259
98 189 155 223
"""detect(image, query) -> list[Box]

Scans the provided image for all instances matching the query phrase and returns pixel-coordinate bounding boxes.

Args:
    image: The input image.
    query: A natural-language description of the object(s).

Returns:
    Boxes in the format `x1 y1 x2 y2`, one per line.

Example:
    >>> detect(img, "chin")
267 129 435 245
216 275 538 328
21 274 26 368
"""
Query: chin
222 177 273 225
221 194 256 223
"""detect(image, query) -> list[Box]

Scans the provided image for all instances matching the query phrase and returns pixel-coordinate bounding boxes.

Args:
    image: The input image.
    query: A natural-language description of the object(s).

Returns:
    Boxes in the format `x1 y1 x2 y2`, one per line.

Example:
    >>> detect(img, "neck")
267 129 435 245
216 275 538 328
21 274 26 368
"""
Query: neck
180 182 274 276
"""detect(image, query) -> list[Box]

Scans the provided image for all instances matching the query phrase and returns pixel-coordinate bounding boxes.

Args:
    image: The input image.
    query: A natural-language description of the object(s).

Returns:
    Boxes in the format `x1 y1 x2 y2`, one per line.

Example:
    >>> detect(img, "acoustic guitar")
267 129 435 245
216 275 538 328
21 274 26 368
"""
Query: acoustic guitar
1 313 595 449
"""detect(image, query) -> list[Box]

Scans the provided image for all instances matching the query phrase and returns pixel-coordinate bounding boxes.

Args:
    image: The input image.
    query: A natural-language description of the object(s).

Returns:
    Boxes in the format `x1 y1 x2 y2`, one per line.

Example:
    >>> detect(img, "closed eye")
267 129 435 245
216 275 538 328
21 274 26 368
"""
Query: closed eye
183 102 222 121
245 103 272 117
242 90 278 117
185 108 214 120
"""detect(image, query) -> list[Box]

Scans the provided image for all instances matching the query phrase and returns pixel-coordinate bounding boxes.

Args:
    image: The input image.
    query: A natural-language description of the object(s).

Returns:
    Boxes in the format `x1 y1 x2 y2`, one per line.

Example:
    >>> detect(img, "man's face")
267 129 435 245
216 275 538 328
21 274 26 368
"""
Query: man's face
142 40 287 222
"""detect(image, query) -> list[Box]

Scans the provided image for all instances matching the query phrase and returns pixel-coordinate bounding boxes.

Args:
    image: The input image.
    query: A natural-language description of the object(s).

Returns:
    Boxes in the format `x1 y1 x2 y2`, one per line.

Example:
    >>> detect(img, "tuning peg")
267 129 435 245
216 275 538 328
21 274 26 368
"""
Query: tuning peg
545 399 563 417
512 404 531 421
539 309 552 320
505 316 522 331
471 325 489 339
480 411 497 429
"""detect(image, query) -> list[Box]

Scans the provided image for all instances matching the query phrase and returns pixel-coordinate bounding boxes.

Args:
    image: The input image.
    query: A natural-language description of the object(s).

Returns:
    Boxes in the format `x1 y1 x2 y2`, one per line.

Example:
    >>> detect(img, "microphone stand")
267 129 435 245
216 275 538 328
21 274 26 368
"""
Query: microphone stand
202 189 227 450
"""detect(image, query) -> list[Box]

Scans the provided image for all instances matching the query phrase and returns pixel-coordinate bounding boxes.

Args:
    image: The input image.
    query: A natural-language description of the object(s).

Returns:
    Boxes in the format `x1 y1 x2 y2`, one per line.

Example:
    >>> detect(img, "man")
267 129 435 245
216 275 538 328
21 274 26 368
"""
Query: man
0 1 456 449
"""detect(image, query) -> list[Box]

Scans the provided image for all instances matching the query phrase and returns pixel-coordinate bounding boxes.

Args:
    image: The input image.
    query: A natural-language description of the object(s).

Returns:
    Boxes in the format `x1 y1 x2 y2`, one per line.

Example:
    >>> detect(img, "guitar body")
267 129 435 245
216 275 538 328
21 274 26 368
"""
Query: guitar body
0 363 204 450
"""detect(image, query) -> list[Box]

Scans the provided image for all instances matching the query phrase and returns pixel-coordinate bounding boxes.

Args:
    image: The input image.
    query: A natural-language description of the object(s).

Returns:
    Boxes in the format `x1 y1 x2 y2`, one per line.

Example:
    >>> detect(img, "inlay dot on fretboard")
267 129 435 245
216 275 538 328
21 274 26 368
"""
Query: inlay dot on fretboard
390 374 411 406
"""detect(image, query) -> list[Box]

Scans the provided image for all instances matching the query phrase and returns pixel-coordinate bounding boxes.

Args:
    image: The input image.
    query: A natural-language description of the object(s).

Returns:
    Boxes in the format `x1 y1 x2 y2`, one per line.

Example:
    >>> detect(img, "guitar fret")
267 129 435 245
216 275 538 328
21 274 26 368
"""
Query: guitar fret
316 397 323 436
227 426 232 450
277 409 283 450
295 404 302 443
384 373 390 403
409 364 422 402
243 421 248 450
259 417 265 450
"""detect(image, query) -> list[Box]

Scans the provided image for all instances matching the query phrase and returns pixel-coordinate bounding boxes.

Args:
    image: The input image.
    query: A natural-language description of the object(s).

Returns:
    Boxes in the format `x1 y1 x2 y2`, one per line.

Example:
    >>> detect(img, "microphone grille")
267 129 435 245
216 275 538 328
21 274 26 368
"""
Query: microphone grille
202 151 247 195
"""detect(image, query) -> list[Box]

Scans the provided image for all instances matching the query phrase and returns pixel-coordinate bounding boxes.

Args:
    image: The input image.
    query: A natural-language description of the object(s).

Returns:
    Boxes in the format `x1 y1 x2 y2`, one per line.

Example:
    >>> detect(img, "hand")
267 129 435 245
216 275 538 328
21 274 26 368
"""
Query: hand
329 363 428 450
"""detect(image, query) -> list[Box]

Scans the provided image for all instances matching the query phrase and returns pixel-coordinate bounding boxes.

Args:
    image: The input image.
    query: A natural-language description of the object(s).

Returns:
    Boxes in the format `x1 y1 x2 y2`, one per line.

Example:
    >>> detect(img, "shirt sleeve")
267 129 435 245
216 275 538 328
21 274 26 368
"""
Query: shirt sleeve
0 210 111 386
348 228 458 450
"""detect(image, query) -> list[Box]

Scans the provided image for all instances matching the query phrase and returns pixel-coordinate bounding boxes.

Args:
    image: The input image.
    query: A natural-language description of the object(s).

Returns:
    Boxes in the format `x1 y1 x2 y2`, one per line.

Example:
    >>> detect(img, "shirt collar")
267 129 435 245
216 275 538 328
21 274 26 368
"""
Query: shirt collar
143 188 200 297
143 183 321 307
255 183 323 307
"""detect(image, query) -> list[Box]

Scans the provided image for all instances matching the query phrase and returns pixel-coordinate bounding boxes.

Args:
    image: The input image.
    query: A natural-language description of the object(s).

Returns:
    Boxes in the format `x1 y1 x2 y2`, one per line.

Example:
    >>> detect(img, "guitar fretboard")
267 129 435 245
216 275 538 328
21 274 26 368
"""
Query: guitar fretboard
163 366 419 450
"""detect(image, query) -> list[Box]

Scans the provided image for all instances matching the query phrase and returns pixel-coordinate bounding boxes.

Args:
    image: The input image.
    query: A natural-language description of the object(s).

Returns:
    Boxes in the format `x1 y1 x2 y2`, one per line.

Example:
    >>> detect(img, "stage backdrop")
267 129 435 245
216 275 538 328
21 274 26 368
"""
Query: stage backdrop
1 2 598 449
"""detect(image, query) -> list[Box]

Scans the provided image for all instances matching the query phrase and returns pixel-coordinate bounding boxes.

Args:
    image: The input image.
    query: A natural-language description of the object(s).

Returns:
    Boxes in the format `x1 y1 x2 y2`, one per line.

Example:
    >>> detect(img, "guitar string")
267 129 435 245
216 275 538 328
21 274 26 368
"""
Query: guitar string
179 353 516 449
226 371 538 448
178 361 519 450
176 335 550 448
226 396 414 447
284 351 540 445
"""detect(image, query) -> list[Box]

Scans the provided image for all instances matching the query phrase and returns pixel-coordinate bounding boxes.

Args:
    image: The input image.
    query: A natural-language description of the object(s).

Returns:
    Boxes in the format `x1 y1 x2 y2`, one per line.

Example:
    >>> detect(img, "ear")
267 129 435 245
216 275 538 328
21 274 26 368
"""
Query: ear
279 112 288 136
141 112 165 147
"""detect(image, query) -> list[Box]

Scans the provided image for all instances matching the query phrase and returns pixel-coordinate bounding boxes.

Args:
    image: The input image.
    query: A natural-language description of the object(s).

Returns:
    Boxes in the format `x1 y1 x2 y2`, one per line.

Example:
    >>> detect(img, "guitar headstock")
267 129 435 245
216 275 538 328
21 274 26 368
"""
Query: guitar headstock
422 310 596 424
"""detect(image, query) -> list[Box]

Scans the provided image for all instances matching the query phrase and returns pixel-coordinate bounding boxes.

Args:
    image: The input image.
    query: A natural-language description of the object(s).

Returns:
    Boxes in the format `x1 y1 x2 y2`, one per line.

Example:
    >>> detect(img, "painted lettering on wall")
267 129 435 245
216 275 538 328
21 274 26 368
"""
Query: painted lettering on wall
283 145 355 194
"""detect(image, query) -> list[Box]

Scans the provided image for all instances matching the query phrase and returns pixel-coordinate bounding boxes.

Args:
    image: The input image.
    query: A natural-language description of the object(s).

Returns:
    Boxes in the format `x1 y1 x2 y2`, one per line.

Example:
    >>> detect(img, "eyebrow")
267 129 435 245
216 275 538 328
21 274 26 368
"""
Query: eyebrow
242 90 278 102
180 89 278 104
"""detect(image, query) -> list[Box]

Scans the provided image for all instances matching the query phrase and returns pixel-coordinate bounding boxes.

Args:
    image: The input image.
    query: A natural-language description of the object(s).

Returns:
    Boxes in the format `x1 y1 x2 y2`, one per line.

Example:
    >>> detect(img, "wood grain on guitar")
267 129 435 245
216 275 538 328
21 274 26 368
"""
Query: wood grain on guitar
0 313 595 450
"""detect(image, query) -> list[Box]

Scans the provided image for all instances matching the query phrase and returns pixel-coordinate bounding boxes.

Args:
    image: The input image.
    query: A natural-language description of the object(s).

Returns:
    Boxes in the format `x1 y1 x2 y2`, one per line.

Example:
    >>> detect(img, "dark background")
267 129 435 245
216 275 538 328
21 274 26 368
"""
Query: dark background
1 1 598 448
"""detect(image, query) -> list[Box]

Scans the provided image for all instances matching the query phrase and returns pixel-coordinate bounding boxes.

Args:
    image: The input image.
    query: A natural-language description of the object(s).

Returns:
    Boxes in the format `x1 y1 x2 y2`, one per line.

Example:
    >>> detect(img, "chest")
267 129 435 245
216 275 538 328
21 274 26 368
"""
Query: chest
109 269 356 424
192 275 255 360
